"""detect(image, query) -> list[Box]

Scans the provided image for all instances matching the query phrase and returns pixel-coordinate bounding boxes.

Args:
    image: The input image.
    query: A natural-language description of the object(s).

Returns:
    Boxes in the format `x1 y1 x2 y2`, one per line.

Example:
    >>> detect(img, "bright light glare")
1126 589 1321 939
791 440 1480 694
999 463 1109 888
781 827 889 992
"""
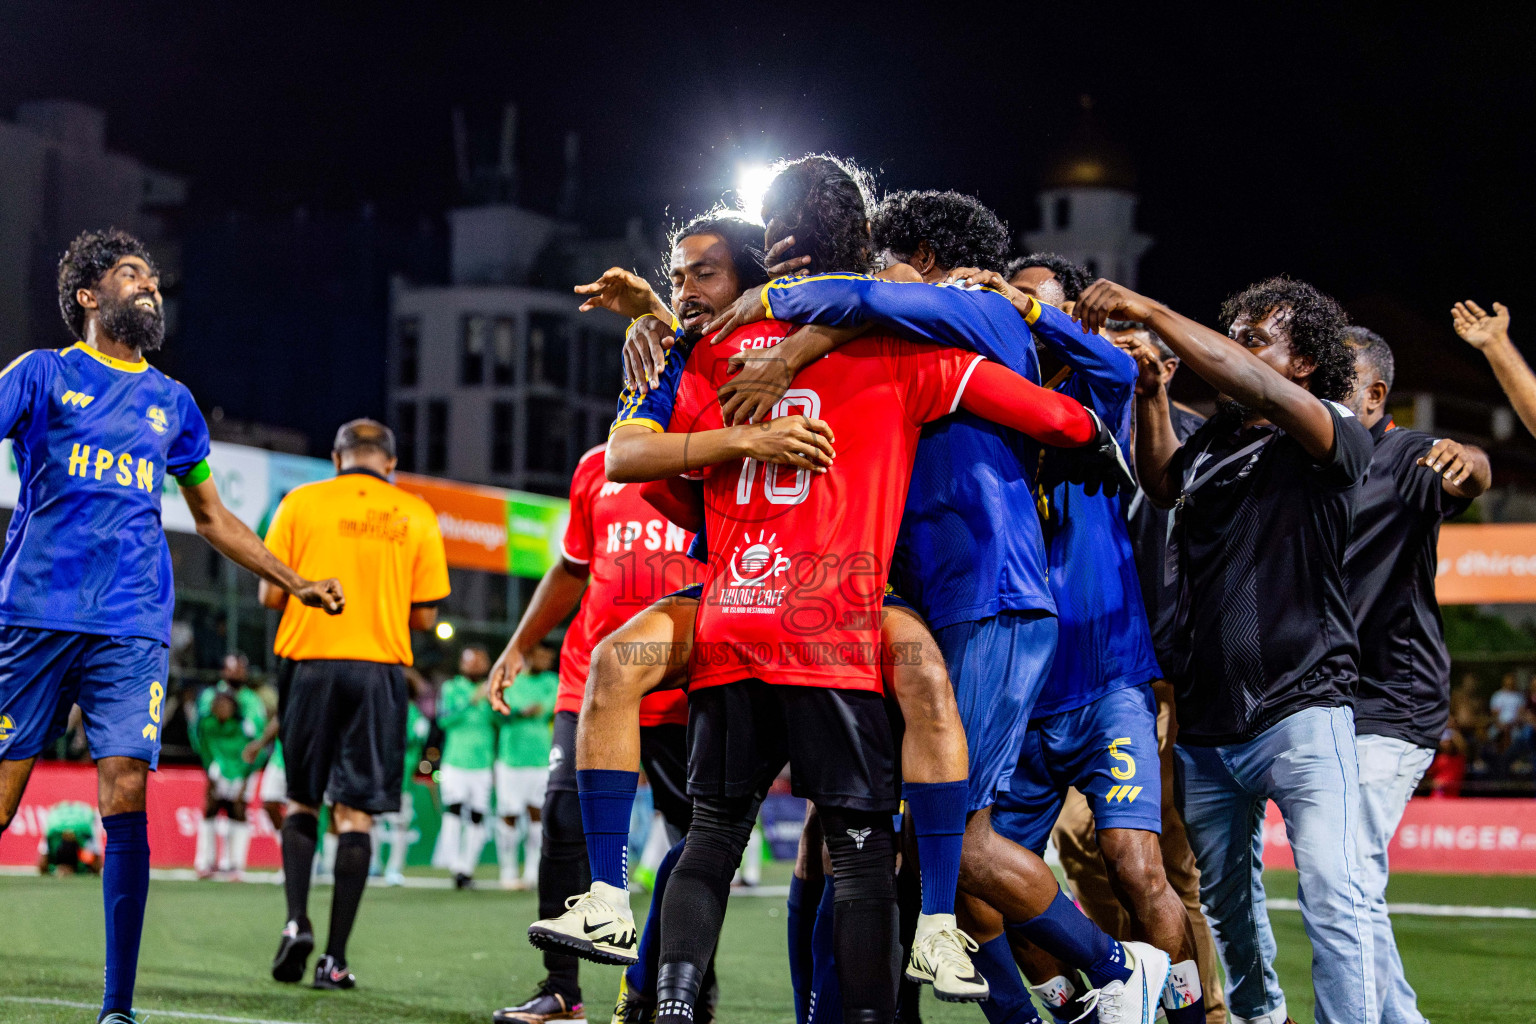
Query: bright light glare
435 620 455 641
735 163 777 224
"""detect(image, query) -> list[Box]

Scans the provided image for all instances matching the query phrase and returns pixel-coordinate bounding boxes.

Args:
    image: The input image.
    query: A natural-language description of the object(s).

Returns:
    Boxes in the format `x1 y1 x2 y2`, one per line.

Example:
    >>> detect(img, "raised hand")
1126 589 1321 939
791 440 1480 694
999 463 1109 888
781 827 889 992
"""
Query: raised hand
575 267 662 319
622 315 678 393
765 235 813 279
1451 300 1511 351
1073 279 1159 336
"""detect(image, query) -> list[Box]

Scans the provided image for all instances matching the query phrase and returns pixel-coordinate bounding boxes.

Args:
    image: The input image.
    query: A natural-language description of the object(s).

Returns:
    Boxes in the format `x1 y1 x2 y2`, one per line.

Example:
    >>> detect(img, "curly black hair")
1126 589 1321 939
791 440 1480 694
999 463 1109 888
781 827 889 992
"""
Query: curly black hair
760 154 877 275
669 208 770 291
57 228 157 339
1004 252 1092 302
1343 325 1395 393
1219 276 1355 402
871 190 1011 274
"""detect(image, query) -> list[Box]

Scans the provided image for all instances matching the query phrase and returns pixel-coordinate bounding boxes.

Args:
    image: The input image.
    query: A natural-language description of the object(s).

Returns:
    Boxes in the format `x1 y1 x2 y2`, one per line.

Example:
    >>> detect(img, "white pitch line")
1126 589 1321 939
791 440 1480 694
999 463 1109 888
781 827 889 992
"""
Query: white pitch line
1266 897 1536 919
0 996 314 1024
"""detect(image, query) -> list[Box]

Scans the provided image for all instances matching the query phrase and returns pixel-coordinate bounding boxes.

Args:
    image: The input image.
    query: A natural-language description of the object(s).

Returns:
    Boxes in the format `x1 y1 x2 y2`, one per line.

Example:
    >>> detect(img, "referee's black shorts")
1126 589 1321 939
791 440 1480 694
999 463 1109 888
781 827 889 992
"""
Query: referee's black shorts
687 678 901 813
281 658 407 815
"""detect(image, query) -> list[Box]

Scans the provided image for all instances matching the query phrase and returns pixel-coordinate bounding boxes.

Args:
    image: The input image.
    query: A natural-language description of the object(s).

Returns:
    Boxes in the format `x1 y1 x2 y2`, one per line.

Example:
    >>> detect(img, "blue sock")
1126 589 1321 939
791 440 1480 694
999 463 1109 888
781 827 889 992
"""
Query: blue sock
808 876 841 1024
788 873 825 1024
626 837 685 996
1013 889 1130 988
100 811 151 1018
577 769 638 890
973 935 1044 1024
902 780 966 916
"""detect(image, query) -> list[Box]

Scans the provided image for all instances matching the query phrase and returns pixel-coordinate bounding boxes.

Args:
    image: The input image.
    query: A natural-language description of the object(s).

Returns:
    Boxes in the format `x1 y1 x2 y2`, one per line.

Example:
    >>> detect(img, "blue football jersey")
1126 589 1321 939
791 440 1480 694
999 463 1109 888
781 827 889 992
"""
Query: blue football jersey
1031 327 1160 718
760 275 1052 629
611 329 697 435
0 343 211 643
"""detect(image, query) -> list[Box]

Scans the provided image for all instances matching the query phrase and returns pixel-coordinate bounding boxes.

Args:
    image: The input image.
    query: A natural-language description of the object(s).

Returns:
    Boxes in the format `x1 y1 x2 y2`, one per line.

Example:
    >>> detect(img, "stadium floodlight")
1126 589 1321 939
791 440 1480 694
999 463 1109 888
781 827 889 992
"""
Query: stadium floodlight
435 620 455 641
735 162 777 225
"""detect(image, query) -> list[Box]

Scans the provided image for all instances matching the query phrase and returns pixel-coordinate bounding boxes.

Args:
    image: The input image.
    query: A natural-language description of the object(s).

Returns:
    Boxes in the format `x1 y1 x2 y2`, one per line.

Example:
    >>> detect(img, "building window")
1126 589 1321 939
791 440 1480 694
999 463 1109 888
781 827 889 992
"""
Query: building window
462 315 489 385
583 327 624 399
426 400 449 473
395 401 417 472
491 401 514 474
1053 196 1071 230
527 396 570 474
492 316 517 385
396 317 420 387
528 313 571 387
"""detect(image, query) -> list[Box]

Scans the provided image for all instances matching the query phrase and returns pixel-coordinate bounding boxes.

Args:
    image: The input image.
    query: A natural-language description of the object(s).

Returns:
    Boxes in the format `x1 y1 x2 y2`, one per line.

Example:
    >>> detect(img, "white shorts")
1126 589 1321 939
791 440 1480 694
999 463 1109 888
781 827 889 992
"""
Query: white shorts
496 764 549 815
258 761 288 804
208 762 249 803
439 765 493 813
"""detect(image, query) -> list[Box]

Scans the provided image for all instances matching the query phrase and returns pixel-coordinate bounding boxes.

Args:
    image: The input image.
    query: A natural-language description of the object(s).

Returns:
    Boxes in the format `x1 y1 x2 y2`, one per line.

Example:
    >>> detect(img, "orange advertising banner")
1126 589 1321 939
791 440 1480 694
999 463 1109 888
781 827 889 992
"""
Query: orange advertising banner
396 472 511 574
1436 523 1536 604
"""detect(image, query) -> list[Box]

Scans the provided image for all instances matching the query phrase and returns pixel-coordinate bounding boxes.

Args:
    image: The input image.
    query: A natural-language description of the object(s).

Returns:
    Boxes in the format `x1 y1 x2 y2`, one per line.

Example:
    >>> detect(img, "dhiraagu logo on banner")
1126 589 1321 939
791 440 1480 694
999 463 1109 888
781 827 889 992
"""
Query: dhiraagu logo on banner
507 491 570 578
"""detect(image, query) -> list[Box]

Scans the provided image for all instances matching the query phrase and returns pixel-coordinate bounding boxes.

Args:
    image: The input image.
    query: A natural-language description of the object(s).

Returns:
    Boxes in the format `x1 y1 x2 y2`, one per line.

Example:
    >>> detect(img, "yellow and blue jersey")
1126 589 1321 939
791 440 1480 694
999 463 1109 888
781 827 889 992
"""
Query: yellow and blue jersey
0 342 210 644
1032 324 1161 717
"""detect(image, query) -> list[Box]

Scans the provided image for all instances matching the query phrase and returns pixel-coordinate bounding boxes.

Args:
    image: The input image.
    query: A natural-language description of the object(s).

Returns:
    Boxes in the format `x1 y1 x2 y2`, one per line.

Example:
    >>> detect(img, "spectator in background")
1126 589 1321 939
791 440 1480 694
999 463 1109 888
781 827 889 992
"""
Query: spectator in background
38 800 101 875
191 688 262 879
494 642 558 890
1491 674 1525 733
1449 673 1486 735
1426 728 1467 798
437 645 498 889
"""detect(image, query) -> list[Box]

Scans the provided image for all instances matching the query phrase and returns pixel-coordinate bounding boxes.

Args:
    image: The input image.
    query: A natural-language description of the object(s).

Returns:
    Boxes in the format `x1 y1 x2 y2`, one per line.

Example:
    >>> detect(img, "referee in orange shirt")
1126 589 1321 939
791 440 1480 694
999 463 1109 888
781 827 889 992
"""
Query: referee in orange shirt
260 419 450 991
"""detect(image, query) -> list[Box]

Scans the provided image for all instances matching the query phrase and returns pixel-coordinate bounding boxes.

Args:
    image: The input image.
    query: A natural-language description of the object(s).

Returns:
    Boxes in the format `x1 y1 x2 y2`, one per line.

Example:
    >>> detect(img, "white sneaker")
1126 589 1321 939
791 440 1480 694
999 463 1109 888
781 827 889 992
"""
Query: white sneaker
527 880 638 965
903 913 990 1002
1077 941 1170 1024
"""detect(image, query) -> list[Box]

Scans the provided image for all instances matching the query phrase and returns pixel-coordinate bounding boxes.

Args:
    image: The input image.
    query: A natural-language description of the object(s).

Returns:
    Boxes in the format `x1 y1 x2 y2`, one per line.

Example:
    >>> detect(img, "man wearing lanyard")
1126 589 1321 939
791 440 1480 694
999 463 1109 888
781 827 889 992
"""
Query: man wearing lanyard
1076 277 1376 1024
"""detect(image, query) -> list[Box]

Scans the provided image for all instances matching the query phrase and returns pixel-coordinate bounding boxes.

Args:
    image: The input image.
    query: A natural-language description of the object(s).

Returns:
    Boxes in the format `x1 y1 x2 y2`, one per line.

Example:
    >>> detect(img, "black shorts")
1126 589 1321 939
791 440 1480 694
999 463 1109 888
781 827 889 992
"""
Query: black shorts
687 679 900 813
281 659 407 815
545 710 693 833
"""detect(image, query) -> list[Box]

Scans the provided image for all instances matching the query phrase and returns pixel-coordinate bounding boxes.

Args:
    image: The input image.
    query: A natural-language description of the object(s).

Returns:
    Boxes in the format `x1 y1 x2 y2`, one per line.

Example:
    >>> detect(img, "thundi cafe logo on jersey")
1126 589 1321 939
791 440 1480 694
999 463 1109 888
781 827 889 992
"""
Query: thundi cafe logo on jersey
60 390 95 409
145 406 169 434
718 530 791 614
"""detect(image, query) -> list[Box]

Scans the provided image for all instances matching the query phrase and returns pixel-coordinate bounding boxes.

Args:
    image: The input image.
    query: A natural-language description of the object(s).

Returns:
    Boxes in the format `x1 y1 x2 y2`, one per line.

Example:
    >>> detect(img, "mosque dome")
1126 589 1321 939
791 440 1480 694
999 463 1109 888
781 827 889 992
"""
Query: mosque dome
1041 95 1137 191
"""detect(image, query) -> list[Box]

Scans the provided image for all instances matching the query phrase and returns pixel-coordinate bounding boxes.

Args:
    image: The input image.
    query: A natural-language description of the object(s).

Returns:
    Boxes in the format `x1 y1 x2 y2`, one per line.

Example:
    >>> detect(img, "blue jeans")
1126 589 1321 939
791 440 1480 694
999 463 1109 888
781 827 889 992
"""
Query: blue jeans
1175 705 1376 1024
1355 733 1434 1024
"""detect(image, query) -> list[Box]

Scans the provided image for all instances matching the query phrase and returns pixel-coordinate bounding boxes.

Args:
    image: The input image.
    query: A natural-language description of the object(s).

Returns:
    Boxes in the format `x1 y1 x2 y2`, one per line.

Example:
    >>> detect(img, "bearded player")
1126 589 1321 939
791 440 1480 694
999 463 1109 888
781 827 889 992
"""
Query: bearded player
0 229 344 1024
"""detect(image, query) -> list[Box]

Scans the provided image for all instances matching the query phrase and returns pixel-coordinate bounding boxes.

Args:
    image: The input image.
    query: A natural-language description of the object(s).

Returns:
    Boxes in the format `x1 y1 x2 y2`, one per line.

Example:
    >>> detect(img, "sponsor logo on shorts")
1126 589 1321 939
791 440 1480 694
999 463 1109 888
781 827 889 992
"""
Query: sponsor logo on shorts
0 713 13 741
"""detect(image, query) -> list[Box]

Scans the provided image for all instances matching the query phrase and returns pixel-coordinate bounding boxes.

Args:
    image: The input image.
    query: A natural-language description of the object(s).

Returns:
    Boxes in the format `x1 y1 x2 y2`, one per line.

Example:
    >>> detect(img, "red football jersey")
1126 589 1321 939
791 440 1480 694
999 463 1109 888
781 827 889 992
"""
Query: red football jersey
670 321 984 692
557 445 703 725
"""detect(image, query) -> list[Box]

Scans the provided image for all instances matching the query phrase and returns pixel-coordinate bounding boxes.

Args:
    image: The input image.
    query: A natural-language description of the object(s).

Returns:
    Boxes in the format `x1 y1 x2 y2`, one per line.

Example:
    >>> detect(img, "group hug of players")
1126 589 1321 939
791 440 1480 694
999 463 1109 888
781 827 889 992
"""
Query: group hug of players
492 153 1499 1024
0 150 1516 1024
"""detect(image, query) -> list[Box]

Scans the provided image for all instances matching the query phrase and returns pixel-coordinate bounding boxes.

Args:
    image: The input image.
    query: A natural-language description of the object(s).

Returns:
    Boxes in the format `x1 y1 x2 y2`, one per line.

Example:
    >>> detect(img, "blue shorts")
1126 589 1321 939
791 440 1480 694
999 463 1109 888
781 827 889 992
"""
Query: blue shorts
993 683 1162 854
0 626 170 767
931 609 1057 813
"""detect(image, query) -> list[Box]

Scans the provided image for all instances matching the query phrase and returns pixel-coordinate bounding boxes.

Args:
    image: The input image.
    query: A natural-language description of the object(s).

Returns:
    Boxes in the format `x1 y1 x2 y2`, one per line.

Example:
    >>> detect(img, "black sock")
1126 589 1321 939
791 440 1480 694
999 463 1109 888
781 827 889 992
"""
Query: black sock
540 789 588 1001
836 896 900 1023
281 812 318 928
326 832 371 963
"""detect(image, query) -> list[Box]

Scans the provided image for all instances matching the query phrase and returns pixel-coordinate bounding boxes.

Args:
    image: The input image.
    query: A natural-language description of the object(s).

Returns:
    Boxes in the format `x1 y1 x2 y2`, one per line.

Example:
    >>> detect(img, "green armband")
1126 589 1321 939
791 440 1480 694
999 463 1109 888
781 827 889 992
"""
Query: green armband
176 459 212 487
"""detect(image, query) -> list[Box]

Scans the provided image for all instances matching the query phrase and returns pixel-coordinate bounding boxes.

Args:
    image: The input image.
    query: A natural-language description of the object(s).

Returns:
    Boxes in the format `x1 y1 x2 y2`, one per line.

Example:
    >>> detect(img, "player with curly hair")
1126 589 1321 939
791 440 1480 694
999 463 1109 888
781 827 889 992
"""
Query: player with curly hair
0 228 344 1024
1075 275 1376 1024
872 190 1011 275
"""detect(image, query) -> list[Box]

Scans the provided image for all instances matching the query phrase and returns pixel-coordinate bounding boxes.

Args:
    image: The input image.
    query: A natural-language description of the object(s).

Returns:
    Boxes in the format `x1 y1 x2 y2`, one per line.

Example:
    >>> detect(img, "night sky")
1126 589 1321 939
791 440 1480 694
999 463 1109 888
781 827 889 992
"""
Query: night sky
3 2 1533 396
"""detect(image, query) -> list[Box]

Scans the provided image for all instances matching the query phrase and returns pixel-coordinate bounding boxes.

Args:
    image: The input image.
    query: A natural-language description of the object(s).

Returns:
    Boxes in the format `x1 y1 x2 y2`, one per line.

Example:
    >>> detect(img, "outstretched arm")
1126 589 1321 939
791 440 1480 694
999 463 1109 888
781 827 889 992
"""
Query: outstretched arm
955 360 1096 447
1121 335 1184 506
1076 279 1340 462
181 476 344 613
1452 301 1536 438
606 420 835 484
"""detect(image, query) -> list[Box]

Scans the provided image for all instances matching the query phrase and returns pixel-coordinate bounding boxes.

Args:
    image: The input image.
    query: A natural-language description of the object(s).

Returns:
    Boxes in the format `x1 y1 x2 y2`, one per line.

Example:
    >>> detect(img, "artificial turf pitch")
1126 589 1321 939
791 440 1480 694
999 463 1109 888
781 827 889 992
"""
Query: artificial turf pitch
4 867 1535 1024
